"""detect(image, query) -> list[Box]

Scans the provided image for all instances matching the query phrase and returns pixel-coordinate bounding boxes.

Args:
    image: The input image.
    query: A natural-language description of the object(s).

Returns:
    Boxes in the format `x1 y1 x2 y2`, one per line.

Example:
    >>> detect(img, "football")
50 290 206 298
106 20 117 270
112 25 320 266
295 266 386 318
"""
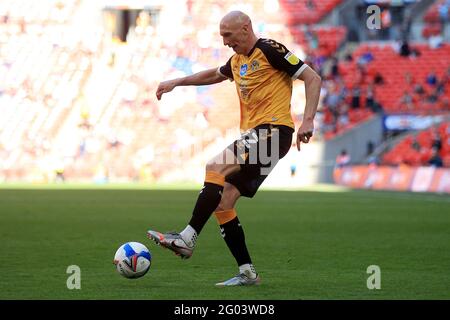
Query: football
113 242 152 279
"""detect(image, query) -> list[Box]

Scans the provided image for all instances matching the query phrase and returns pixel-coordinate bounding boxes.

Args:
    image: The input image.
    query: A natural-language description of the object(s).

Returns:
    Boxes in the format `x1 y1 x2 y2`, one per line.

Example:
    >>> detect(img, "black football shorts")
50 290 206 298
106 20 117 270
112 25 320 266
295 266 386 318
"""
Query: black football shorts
225 124 294 198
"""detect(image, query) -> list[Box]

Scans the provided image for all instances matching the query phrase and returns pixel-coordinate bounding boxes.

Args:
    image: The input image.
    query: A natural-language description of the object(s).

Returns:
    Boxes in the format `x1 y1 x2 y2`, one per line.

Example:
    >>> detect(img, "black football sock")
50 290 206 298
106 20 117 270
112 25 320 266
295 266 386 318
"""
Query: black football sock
220 216 252 266
188 172 225 234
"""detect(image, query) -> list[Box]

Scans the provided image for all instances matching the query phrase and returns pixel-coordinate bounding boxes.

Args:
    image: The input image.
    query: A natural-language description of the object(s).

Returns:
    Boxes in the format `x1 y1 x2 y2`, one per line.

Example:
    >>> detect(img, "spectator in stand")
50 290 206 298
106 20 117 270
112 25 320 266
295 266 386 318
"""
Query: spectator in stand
337 103 350 129
366 85 376 110
313 55 327 78
108 134 122 149
427 89 439 103
345 52 353 62
357 50 374 66
426 70 438 87
305 26 318 51
428 148 443 167
436 72 448 96
399 90 414 110
367 141 375 156
410 47 421 59
372 100 384 114
425 72 440 104
373 72 385 85
438 1 449 27
336 149 351 168
414 83 425 96
78 139 87 158
19 17 26 34
405 72 414 86
351 84 361 109
429 33 444 49
323 82 341 113
1 12 9 24
411 137 421 152
356 63 367 85
330 56 339 79
54 167 65 183
304 51 325 76
367 141 380 168
400 39 411 57
431 129 443 151
366 85 383 113
306 0 316 10
290 163 297 177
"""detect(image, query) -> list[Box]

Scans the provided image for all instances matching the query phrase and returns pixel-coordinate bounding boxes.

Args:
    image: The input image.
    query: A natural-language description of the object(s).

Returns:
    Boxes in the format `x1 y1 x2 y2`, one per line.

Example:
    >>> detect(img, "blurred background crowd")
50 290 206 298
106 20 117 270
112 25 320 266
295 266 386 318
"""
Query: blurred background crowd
0 0 449 188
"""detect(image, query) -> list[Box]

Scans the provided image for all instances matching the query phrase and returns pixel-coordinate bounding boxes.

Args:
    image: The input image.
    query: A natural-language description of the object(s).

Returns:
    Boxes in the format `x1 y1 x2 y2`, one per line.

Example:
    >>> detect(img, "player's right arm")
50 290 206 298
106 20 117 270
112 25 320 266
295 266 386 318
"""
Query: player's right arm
156 68 227 100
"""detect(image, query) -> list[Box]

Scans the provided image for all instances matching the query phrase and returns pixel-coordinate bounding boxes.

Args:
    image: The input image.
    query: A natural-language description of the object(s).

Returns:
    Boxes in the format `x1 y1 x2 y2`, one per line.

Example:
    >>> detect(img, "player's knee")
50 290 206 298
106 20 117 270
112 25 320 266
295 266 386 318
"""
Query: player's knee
224 183 240 198
218 184 240 210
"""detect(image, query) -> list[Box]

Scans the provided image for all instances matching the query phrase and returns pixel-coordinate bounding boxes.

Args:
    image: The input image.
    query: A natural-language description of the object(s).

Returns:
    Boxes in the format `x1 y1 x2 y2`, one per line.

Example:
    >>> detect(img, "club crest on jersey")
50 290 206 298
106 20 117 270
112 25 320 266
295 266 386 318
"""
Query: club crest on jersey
251 60 260 71
284 52 300 65
240 64 248 76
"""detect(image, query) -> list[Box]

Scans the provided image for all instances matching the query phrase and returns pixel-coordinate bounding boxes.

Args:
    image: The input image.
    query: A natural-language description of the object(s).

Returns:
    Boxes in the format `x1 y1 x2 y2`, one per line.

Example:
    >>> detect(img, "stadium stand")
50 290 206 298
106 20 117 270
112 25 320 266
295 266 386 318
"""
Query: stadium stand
1 0 449 184
339 43 450 114
382 121 450 167
0 0 97 181
279 0 344 25
289 25 347 58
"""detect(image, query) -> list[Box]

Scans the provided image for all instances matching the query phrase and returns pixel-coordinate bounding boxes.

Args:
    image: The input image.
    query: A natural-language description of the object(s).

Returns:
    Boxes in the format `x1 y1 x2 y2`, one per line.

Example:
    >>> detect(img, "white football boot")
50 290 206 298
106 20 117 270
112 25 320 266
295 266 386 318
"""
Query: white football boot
147 230 194 259
215 271 261 287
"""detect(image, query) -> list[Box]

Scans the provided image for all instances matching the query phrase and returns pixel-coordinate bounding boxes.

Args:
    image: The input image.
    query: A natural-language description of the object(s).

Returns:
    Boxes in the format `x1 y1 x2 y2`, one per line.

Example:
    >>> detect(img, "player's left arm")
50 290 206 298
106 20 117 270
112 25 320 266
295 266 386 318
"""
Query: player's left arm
296 66 321 151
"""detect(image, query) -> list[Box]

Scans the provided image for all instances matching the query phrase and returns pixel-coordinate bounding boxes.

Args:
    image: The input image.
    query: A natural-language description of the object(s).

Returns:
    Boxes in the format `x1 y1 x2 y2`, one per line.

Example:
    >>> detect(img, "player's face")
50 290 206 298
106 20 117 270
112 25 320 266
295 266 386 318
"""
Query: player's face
220 23 247 54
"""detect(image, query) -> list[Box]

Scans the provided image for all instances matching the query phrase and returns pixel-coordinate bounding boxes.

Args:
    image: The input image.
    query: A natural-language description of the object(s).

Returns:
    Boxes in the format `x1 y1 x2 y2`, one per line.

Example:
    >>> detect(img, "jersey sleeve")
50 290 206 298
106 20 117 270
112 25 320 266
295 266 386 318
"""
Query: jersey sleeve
218 57 233 80
258 39 308 79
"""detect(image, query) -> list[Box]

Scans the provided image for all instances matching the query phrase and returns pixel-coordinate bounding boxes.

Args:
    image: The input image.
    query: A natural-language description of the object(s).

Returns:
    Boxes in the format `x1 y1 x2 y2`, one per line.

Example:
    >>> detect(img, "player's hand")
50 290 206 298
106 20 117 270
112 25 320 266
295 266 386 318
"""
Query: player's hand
156 79 178 100
296 120 314 151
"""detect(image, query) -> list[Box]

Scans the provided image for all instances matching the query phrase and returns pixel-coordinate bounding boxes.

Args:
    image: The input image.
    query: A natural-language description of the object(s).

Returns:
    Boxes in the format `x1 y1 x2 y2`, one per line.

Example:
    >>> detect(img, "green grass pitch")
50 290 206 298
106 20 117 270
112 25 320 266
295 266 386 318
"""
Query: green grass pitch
0 185 449 299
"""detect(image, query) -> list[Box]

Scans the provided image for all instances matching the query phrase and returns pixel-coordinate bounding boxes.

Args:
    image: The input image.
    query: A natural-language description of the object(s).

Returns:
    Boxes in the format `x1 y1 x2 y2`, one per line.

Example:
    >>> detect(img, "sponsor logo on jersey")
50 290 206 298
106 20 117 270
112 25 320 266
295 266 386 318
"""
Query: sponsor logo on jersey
240 64 248 76
284 52 300 65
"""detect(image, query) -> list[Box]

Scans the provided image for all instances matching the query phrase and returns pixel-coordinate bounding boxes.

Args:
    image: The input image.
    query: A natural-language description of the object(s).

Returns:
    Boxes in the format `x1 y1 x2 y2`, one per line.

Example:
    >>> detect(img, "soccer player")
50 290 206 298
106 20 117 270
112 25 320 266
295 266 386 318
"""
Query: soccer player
147 11 321 286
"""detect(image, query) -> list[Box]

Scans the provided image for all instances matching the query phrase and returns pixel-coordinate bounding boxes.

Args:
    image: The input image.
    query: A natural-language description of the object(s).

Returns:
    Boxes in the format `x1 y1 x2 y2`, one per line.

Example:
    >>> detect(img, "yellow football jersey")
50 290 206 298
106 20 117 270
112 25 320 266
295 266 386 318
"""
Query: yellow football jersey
219 38 307 131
